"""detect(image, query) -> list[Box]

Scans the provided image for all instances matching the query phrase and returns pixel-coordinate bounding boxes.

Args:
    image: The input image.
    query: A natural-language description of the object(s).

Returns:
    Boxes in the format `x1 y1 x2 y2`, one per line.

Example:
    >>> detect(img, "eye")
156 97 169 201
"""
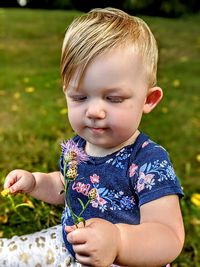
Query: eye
106 96 124 103
71 95 87 102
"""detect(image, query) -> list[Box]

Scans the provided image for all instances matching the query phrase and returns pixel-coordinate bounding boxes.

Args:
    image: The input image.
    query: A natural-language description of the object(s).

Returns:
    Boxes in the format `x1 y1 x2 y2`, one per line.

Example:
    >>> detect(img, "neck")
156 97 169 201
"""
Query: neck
85 130 140 157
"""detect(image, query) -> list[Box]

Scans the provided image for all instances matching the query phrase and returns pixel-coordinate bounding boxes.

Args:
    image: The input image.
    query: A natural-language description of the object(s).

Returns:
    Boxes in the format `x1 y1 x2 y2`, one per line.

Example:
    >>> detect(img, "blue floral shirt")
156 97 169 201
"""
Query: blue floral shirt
60 132 184 258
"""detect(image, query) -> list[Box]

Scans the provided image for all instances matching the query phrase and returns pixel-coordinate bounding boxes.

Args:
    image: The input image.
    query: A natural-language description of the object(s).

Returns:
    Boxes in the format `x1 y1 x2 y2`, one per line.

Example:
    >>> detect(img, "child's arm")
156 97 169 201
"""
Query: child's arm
66 195 184 267
115 195 184 266
4 170 65 204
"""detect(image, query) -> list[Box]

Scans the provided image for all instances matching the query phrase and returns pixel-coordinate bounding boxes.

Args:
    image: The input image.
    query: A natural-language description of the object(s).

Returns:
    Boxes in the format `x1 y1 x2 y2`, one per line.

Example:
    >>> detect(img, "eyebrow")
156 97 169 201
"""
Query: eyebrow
67 83 129 95
103 87 125 93
101 87 130 95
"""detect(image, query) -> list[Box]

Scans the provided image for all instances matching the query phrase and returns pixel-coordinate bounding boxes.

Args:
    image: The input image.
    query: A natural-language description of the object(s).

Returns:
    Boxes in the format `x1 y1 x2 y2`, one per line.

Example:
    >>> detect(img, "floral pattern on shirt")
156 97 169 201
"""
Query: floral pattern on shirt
129 160 177 193
70 173 136 214
106 148 131 169
61 135 182 225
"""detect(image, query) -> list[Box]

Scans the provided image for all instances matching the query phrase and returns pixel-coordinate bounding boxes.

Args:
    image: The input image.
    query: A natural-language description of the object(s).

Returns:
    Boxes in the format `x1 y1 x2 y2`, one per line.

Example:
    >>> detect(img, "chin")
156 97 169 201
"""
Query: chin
87 138 110 147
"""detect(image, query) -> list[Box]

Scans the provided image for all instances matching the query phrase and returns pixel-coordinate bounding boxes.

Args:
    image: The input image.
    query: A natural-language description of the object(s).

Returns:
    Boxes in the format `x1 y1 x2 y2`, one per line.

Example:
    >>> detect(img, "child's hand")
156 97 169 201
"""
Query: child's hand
65 218 121 267
4 169 36 194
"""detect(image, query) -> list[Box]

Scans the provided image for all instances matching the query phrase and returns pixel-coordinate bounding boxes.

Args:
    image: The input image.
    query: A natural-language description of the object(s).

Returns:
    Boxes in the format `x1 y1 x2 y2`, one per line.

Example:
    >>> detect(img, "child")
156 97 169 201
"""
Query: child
1 7 184 267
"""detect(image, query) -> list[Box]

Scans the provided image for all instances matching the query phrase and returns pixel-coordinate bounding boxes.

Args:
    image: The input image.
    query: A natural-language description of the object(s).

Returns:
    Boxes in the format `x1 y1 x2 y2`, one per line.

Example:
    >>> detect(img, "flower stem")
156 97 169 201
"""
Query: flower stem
8 195 26 221
65 184 78 225
78 199 91 217
63 161 79 225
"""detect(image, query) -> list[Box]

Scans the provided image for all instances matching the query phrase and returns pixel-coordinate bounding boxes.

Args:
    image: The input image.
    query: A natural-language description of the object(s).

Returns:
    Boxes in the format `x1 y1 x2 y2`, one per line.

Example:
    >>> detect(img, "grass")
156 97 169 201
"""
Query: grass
0 8 200 266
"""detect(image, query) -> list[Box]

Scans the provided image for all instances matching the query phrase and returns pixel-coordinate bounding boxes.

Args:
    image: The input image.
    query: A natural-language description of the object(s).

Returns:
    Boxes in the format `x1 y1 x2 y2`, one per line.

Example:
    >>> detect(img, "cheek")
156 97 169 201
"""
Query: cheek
68 110 76 123
67 107 83 128
110 105 143 127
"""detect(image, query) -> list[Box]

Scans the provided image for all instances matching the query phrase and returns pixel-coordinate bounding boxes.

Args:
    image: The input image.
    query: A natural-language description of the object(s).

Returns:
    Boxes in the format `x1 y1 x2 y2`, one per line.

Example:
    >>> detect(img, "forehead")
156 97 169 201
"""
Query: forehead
66 47 146 92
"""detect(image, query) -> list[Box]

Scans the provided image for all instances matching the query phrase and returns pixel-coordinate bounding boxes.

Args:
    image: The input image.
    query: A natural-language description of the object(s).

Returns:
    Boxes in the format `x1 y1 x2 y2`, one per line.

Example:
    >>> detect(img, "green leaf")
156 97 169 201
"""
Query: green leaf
77 198 85 210
15 203 33 209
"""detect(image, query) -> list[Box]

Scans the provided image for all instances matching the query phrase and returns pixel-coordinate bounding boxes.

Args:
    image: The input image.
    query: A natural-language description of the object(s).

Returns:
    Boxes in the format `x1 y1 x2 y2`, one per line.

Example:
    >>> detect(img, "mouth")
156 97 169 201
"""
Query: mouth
87 127 107 134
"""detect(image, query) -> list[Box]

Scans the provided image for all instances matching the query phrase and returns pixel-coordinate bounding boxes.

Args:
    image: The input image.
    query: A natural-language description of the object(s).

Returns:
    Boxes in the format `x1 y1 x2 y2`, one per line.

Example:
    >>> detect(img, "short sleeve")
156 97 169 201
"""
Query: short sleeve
129 140 184 207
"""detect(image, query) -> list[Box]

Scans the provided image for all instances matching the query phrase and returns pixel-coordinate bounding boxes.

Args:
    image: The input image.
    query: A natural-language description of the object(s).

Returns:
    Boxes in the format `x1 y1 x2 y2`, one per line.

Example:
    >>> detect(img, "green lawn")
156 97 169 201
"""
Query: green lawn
0 8 200 266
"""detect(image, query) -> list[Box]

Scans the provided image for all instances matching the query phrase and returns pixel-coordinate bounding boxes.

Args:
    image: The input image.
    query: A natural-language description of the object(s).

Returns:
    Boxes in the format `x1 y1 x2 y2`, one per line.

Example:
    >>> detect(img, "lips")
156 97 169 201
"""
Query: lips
87 127 107 134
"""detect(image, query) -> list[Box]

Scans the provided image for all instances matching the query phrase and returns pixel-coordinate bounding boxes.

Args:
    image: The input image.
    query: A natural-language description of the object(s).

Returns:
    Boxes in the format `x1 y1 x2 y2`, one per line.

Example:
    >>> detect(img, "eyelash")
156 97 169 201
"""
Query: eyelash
70 95 124 103
106 96 123 103
71 96 87 102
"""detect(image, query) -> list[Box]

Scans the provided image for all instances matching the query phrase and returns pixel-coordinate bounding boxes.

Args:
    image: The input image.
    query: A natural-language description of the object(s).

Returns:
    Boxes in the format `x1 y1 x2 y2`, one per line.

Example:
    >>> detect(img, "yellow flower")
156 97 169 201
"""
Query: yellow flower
24 198 35 209
60 108 68 115
172 79 180 88
191 193 200 207
11 105 19 112
190 218 200 225
161 107 168 114
1 188 11 197
25 87 35 93
196 154 200 163
0 214 8 224
13 92 21 99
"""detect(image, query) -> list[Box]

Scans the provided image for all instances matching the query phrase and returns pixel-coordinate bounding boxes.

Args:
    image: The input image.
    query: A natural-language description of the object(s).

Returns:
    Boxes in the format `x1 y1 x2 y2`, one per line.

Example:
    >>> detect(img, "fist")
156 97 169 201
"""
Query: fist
4 169 36 194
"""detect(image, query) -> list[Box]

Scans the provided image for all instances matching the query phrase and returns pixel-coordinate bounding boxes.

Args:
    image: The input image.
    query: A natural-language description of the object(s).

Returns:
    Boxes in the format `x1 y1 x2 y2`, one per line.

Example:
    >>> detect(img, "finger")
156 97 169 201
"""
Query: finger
4 174 24 194
73 243 90 256
67 228 87 245
9 178 25 194
4 173 17 189
75 253 92 266
65 220 85 234
65 225 76 233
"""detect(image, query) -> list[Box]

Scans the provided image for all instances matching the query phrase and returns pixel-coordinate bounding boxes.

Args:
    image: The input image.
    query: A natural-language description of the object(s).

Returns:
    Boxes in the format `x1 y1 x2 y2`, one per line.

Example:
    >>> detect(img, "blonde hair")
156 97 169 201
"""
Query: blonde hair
61 8 158 89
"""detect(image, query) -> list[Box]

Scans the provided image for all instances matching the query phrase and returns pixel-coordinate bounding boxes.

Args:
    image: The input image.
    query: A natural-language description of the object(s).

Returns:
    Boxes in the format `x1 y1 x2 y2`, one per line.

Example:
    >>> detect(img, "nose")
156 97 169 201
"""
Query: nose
86 101 106 120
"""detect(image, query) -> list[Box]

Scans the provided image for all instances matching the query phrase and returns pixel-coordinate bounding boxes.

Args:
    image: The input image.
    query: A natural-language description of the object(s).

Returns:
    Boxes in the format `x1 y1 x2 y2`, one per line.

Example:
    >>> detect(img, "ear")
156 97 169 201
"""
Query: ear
143 87 163 114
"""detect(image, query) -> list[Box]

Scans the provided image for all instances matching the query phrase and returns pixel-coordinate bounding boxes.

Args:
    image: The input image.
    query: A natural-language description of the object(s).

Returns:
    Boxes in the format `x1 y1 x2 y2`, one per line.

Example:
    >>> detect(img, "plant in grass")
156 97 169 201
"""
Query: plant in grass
60 139 97 227
1 188 11 197
191 193 200 207
1 188 35 222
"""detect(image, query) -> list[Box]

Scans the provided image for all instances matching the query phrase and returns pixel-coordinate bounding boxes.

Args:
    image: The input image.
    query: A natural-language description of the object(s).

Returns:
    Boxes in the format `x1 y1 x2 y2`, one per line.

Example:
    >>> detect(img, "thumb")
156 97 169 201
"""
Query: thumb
4 170 31 194
9 179 24 194
65 225 76 233
65 220 86 233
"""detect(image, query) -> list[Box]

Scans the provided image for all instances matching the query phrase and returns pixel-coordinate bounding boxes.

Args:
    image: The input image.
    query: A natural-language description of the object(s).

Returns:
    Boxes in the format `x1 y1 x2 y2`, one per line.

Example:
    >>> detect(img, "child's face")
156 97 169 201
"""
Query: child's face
65 48 149 151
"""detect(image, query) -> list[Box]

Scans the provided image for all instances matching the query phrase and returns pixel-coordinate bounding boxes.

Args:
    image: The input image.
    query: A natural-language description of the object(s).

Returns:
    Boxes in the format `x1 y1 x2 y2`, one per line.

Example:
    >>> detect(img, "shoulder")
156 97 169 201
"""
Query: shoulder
130 132 170 164
129 133 175 179
129 133 184 205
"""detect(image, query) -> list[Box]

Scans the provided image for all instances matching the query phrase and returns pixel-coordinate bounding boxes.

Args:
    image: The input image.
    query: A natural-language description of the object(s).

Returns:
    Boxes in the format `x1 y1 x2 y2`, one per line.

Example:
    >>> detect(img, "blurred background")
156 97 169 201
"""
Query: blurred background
0 0 200 266
0 0 200 17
